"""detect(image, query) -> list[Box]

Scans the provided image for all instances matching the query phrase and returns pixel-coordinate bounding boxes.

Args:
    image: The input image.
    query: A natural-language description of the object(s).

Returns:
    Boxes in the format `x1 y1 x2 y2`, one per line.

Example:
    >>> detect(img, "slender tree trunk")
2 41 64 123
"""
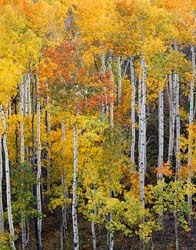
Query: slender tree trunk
0 134 4 233
188 45 195 224
91 215 96 250
139 58 147 208
60 120 68 250
101 54 107 117
108 52 114 250
36 73 42 250
117 56 122 105
130 57 135 164
174 205 179 250
158 89 164 180
167 73 175 164
72 126 79 250
19 82 28 250
175 74 180 173
0 105 16 250
45 81 51 192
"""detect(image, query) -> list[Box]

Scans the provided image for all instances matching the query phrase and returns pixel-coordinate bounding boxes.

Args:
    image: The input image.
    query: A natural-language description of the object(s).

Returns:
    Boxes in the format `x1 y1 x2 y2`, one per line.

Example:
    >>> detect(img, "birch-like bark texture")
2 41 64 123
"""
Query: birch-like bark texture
0 105 16 250
72 125 79 250
108 52 114 130
27 74 31 115
158 89 164 180
130 57 135 164
138 58 147 208
117 56 122 105
60 120 68 250
101 54 107 116
36 73 42 250
108 52 114 250
19 82 28 250
0 134 4 233
175 74 181 173
91 214 97 250
188 45 196 224
167 73 175 163
45 81 51 192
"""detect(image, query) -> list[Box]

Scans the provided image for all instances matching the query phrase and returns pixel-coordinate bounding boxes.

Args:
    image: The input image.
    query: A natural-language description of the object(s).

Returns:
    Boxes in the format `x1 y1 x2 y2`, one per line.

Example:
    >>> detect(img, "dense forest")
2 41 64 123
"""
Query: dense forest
0 0 196 249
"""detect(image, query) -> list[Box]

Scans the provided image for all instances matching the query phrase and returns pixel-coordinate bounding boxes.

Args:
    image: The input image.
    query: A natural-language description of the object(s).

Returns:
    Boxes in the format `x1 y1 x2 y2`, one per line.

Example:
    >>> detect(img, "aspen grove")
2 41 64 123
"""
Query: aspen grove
1 0 196 249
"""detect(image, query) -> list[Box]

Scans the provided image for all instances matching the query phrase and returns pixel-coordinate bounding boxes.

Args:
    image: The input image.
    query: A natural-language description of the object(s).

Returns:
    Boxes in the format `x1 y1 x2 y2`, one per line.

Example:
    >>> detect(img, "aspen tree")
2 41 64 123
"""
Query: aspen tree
167 73 175 163
139 58 147 208
72 125 79 250
117 56 122 105
0 105 15 250
0 134 4 233
19 81 28 250
60 120 68 250
101 54 108 116
158 88 164 181
36 73 42 250
45 81 51 192
130 57 135 164
188 45 195 224
108 52 114 250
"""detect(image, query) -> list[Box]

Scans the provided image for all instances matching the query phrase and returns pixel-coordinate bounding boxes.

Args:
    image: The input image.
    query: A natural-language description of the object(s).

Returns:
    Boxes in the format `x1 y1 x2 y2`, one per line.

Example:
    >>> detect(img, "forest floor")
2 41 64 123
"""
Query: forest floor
14 210 196 250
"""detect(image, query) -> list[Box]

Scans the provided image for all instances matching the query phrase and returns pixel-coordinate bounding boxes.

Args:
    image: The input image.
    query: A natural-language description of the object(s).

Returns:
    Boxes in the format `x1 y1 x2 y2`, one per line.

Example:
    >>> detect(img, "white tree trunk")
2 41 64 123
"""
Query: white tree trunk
0 134 4 233
167 73 175 164
36 74 42 249
130 57 135 164
101 54 107 116
91 216 96 250
175 74 181 173
27 74 31 115
46 81 51 192
60 120 68 250
117 56 122 105
138 58 147 208
0 105 15 250
72 126 79 250
188 45 196 224
19 82 28 250
158 89 164 180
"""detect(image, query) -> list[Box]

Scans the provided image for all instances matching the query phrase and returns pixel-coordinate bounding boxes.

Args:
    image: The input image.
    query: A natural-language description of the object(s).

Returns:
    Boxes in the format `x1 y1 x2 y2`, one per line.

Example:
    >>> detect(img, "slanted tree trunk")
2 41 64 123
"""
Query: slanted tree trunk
167 73 176 164
158 89 164 180
0 134 4 233
36 73 42 250
72 125 79 250
0 105 15 250
130 57 135 164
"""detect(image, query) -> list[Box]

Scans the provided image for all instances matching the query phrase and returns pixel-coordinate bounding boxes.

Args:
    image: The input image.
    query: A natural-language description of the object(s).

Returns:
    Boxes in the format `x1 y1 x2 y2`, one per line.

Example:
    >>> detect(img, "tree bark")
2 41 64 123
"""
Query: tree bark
19 82 28 250
0 134 4 233
72 125 79 250
158 89 164 180
117 56 122 105
130 57 135 164
36 73 42 250
188 45 195 224
60 120 68 250
138 58 147 208
0 105 16 250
